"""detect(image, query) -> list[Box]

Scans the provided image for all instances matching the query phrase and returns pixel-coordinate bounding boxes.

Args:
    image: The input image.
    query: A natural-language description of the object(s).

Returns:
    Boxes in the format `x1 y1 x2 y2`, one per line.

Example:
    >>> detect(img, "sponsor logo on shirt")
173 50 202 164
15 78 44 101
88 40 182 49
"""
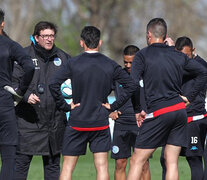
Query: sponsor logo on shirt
32 58 38 66
32 58 40 69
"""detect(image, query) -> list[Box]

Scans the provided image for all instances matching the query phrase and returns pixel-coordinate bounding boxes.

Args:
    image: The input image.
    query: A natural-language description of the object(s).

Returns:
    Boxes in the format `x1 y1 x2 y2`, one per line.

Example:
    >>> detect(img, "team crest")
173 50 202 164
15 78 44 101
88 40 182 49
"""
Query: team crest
112 145 119 154
54 57 62 66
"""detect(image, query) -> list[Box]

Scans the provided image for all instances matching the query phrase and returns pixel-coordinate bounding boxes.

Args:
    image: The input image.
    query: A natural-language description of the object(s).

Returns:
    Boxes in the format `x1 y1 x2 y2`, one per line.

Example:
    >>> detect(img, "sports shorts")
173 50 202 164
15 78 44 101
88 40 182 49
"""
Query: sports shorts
62 126 111 156
135 109 187 149
111 129 137 159
181 117 207 157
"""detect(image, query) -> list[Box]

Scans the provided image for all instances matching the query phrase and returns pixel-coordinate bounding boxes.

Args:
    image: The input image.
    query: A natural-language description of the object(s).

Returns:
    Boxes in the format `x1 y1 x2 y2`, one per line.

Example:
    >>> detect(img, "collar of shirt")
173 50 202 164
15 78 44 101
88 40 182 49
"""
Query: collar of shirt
85 51 99 53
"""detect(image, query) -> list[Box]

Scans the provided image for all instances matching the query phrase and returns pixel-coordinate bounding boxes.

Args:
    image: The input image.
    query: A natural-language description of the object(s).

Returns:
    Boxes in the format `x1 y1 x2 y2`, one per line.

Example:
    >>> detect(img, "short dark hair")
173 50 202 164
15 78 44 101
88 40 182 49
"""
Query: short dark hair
123 45 140 56
147 18 167 40
80 26 101 49
0 9 5 24
33 21 57 36
175 36 193 51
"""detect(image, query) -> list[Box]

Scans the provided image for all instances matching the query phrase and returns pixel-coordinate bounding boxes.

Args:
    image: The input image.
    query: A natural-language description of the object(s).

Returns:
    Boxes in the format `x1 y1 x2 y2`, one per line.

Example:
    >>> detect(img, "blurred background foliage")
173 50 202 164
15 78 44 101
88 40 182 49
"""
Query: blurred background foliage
1 0 207 65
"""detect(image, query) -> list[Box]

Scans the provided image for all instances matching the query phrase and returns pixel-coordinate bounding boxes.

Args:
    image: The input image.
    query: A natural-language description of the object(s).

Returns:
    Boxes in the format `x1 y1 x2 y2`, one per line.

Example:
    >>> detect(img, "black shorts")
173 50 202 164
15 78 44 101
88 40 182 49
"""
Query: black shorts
181 117 207 157
135 109 187 149
111 129 137 159
62 126 111 156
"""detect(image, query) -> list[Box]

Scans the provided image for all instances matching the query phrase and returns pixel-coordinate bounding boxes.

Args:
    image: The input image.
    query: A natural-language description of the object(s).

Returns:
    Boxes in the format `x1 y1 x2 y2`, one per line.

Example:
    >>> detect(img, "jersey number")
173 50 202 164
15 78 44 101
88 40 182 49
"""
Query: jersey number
191 137 198 144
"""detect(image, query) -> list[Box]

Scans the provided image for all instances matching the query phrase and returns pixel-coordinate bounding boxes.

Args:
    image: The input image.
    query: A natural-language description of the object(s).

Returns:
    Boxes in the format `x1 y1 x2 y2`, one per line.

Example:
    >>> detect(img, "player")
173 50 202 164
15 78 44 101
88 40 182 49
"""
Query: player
160 36 207 180
127 18 207 180
49 26 137 180
110 45 151 180
0 9 34 180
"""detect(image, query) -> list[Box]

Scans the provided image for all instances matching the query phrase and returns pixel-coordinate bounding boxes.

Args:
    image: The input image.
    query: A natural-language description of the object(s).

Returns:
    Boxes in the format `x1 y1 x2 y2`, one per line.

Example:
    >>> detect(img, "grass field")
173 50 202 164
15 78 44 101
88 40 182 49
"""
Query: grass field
25 147 191 180
1 95 193 179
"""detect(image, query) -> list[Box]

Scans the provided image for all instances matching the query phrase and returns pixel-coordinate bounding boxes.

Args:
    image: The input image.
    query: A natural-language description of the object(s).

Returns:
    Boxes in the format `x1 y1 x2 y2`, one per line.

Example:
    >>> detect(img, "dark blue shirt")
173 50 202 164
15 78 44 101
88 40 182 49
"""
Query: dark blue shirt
113 69 138 130
182 55 207 116
0 35 34 107
49 52 137 128
131 43 207 113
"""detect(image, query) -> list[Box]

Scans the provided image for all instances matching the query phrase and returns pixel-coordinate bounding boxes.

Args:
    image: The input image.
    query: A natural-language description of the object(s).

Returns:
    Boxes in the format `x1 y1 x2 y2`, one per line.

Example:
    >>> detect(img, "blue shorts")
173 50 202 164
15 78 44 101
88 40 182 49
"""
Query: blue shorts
62 126 111 156
135 109 188 149
111 129 137 159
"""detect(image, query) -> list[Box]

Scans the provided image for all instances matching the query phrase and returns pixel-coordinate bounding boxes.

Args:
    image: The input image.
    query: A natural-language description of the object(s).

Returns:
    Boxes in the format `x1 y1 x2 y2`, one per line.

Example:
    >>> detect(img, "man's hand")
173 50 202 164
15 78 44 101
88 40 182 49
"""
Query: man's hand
28 93 40 104
109 111 121 120
3 86 23 106
164 37 175 46
180 95 190 106
135 110 146 127
102 102 111 110
70 101 80 110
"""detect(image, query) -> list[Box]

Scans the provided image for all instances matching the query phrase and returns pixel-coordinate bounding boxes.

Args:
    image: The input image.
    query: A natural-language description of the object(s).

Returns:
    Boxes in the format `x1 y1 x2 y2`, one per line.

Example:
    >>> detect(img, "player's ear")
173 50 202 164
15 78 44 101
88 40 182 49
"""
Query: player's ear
80 39 84 48
1 21 5 28
98 40 102 48
192 48 196 57
147 31 151 38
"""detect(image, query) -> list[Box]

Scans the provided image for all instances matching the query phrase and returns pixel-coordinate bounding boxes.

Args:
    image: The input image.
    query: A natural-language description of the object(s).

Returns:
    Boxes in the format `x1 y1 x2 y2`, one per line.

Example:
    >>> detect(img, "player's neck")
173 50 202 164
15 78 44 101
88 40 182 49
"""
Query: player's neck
84 46 99 52
150 38 164 45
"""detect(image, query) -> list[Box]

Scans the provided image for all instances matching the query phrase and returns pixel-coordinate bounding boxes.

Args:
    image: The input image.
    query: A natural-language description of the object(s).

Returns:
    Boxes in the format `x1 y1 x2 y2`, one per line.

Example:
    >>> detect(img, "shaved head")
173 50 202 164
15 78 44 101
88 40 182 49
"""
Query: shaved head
147 18 167 40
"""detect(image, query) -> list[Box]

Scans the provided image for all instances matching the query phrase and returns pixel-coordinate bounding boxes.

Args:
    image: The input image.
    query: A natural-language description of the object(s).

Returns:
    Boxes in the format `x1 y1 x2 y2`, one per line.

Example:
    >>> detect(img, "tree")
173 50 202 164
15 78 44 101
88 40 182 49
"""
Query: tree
1 0 207 61
0 0 43 46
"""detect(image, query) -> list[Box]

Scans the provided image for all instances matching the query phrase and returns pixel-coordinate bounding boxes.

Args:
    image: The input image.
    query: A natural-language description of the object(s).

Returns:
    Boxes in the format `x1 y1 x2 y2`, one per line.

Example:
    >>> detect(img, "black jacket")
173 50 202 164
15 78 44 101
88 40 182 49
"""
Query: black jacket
0 35 34 107
182 55 207 116
113 68 138 130
0 35 34 146
49 52 137 129
131 43 207 113
13 44 71 155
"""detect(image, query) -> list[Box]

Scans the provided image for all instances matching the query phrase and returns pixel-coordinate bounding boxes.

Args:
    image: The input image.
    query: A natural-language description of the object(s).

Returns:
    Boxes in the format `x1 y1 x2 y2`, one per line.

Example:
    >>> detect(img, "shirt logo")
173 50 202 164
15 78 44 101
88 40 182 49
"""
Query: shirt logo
54 57 62 66
32 58 38 66
139 79 144 87
190 146 198 151
32 58 40 69
112 145 119 154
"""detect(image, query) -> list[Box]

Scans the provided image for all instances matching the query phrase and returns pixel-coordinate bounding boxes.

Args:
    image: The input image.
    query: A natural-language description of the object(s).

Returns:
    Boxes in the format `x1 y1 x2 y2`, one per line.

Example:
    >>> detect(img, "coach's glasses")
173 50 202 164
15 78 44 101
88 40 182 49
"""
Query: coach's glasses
39 34 55 40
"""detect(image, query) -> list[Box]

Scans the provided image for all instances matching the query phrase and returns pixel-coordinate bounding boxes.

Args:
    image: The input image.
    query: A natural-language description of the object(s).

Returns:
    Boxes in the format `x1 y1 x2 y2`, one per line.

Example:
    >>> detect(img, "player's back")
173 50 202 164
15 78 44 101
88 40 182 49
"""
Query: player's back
136 43 186 111
69 52 122 128
131 43 207 113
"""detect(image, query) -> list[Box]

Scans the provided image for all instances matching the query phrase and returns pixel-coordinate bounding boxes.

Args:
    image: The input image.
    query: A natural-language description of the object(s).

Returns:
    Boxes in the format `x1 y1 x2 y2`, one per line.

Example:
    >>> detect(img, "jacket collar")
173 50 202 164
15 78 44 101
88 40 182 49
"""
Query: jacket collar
32 43 58 62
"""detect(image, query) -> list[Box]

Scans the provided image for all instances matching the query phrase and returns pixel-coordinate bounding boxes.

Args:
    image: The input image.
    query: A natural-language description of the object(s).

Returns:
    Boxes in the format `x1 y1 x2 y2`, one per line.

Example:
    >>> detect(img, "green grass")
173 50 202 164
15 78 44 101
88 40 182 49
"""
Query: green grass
24 147 191 179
